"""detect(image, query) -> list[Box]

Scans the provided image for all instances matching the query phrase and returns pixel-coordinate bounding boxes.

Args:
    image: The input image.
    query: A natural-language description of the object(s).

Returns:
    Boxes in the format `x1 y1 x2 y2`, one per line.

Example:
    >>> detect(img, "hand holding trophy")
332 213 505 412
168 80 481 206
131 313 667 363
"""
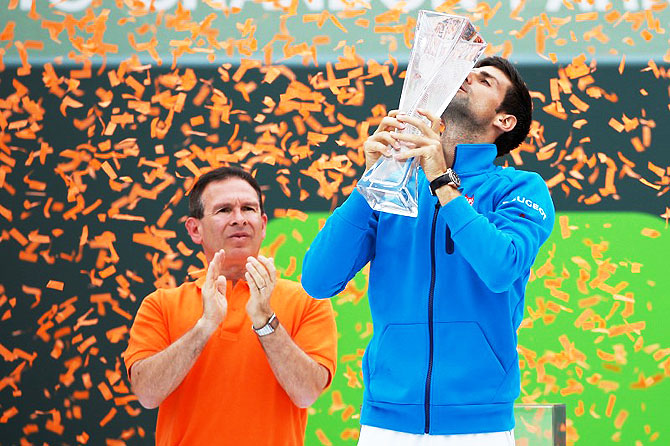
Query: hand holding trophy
356 11 487 217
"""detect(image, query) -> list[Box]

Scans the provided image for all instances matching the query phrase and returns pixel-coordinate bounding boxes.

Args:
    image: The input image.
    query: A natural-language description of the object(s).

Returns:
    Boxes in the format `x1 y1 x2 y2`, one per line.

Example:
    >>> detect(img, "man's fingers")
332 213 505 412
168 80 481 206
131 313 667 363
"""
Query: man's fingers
205 252 217 282
364 141 394 158
215 276 227 295
244 272 258 296
416 108 442 133
257 256 277 284
396 114 437 138
374 116 405 134
369 131 400 148
205 249 223 285
246 257 269 289
393 148 422 162
391 132 434 147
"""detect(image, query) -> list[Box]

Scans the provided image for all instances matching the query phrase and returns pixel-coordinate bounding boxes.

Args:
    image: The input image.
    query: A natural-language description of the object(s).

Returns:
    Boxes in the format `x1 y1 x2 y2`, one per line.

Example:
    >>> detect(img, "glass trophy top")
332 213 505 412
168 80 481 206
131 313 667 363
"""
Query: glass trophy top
357 11 487 217
399 11 487 119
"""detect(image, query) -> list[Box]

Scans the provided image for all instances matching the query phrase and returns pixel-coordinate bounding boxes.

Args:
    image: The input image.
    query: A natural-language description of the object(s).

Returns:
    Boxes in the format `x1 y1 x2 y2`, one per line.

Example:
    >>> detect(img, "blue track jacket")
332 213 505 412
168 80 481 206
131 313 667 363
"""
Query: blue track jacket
302 144 555 435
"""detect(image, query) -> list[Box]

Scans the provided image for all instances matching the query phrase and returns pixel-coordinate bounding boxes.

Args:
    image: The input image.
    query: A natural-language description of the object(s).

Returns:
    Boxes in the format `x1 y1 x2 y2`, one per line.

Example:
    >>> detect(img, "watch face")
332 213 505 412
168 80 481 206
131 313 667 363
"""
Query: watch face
254 313 277 336
447 169 460 187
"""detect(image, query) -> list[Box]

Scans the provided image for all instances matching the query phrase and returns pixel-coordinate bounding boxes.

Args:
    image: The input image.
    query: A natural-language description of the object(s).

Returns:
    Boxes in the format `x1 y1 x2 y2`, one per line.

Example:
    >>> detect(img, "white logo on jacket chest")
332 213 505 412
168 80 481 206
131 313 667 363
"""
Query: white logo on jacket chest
503 196 547 220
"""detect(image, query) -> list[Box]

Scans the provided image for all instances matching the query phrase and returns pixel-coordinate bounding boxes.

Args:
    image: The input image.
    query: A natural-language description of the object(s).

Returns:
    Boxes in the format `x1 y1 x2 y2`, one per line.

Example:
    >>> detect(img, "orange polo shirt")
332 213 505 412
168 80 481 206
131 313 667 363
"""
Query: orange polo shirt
124 276 337 446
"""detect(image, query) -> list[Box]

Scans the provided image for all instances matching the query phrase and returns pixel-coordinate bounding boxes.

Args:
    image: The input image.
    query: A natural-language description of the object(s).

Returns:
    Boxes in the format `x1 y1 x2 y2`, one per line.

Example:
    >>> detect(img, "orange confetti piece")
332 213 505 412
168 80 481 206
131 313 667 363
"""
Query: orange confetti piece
576 12 598 22
101 161 118 180
613 409 628 429
559 215 571 239
60 96 84 116
641 228 660 238
0 204 13 222
608 118 624 133
45 410 64 435
46 280 64 291
608 321 645 337
190 115 204 126
605 393 616 418
569 94 589 112
546 172 565 188
99 407 117 427
98 382 113 401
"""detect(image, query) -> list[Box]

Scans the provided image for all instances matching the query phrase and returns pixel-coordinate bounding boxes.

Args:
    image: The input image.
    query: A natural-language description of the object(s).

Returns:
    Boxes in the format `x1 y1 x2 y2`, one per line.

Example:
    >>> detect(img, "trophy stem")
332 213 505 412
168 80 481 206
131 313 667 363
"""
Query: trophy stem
356 156 420 217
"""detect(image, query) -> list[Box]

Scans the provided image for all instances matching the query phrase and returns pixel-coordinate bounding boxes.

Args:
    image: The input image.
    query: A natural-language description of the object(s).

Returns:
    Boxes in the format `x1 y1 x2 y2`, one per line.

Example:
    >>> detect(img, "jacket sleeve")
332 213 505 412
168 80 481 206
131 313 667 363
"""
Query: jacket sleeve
439 172 555 293
301 189 378 299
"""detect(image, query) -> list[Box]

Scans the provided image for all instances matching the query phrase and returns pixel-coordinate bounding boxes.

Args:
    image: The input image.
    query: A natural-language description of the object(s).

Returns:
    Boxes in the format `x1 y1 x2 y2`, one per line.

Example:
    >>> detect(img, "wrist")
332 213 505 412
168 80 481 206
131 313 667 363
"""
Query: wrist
429 168 460 195
435 182 460 206
196 317 219 337
249 307 274 329
252 313 279 337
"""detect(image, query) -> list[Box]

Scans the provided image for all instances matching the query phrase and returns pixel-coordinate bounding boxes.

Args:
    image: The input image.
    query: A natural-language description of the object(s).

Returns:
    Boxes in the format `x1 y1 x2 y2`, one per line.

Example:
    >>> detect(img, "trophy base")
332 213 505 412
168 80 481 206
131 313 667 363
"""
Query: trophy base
357 157 419 217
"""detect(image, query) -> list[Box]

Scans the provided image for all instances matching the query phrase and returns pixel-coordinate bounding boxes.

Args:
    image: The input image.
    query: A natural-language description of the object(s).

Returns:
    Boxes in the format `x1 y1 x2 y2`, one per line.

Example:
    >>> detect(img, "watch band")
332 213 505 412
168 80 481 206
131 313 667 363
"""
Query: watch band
429 168 461 195
252 313 279 337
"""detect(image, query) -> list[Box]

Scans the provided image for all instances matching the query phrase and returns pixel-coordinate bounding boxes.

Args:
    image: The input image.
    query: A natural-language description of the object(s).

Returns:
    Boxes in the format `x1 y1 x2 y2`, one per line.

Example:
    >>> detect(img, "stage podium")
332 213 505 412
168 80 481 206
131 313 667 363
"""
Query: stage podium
514 404 566 446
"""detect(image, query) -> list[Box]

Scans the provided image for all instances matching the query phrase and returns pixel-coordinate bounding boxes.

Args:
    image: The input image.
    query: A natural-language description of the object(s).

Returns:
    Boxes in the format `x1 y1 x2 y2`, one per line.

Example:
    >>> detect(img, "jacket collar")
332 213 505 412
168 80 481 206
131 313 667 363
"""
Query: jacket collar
452 143 498 175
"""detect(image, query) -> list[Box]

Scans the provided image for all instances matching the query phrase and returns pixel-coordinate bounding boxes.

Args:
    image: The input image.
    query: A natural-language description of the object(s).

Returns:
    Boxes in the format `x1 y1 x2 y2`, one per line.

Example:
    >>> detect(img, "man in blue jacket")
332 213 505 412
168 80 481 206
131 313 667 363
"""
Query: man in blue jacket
301 56 555 445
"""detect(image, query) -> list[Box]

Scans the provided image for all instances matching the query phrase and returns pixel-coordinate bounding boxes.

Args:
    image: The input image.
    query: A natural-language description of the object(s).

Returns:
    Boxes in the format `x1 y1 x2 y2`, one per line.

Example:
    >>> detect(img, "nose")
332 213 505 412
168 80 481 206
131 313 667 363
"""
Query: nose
464 71 474 84
230 207 247 225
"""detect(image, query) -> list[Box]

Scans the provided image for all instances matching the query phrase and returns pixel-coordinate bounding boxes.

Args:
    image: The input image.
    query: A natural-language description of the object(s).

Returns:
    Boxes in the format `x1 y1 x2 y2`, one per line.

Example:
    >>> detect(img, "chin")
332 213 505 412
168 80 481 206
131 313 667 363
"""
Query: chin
227 244 261 260
224 245 251 256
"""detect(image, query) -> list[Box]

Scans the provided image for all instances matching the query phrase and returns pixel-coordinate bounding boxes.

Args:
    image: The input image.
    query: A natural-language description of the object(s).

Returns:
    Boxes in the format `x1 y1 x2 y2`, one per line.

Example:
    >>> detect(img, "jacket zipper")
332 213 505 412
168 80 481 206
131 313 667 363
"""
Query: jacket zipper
445 224 454 254
424 201 440 433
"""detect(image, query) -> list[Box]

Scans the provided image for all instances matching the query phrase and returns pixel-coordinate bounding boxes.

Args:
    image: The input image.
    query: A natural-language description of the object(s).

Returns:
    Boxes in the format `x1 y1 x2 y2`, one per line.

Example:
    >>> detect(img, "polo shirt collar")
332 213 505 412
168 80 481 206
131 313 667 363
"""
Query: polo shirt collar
195 274 206 288
195 274 246 294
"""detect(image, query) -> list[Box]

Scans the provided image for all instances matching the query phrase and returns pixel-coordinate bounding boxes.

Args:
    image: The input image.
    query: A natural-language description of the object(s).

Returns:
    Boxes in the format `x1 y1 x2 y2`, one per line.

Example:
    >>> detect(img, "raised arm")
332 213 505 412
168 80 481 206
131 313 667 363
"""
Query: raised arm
390 110 554 292
301 191 378 298
128 250 228 409
301 113 410 298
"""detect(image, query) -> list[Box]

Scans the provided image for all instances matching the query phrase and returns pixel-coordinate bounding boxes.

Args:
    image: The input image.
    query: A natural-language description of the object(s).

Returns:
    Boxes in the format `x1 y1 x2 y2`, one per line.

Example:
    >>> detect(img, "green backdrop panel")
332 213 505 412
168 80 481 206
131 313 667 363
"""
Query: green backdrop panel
261 211 669 446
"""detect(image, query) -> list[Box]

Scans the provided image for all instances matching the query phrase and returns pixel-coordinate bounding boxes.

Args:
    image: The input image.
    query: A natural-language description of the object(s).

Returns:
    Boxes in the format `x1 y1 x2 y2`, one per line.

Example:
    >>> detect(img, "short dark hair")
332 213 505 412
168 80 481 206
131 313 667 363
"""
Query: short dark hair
188 166 264 218
475 56 532 157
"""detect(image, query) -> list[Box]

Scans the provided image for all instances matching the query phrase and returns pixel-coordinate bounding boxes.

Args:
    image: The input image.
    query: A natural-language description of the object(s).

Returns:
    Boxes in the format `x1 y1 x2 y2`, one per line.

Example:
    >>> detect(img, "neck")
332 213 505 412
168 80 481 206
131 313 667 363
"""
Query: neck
440 120 497 168
441 124 479 168
223 263 247 282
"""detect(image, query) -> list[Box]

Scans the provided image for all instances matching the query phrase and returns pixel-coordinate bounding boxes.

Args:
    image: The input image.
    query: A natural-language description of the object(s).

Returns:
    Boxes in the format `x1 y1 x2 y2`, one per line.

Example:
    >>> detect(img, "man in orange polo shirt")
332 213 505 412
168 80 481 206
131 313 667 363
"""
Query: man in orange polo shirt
124 166 338 445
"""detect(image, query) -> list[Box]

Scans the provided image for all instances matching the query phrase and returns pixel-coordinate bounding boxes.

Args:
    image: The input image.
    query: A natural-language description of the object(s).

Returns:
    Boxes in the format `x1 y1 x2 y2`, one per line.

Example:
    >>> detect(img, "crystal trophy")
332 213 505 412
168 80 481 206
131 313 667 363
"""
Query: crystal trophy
356 11 487 217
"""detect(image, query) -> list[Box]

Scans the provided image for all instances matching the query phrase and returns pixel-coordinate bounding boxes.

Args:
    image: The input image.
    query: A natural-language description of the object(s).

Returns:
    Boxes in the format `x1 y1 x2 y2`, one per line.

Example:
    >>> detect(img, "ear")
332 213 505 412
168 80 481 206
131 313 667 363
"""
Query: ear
185 217 203 245
260 213 268 240
493 113 517 134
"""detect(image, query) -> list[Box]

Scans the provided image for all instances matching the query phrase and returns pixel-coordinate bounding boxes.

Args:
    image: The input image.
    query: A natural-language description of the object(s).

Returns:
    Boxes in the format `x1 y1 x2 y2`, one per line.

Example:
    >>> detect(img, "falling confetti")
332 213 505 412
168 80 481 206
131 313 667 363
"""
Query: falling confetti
1 1 669 445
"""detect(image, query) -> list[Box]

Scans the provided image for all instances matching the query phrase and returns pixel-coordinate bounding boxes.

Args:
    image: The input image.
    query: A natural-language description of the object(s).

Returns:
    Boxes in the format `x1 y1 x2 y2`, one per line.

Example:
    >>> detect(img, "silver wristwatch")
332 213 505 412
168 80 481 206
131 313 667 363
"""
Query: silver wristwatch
252 313 279 337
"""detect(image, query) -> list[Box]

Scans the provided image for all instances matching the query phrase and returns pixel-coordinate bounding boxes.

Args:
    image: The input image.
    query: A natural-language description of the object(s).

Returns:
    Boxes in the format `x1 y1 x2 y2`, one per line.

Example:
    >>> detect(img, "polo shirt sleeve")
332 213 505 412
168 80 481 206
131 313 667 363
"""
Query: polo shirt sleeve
292 294 338 388
124 291 170 380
